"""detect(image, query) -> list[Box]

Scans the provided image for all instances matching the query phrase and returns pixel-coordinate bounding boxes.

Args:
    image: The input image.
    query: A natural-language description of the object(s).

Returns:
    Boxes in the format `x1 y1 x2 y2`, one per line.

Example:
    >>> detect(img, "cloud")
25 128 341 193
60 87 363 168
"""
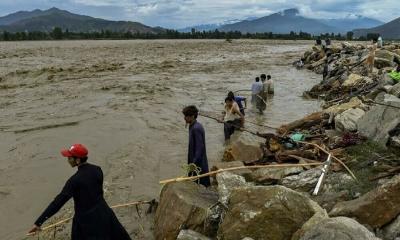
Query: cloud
0 0 398 28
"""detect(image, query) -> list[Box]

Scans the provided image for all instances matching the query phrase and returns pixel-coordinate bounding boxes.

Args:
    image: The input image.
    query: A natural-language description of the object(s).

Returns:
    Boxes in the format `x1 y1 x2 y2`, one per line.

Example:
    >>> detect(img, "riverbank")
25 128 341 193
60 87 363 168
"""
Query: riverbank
154 41 400 240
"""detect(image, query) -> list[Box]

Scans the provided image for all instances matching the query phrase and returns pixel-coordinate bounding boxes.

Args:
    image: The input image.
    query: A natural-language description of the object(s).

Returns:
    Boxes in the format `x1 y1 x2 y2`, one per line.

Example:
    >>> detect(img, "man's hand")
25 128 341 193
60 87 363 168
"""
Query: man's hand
27 224 41 235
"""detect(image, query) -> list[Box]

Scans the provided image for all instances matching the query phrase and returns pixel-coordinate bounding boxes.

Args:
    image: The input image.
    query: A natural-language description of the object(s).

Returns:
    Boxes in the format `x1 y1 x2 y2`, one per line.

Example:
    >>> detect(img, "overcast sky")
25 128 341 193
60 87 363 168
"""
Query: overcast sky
0 0 398 28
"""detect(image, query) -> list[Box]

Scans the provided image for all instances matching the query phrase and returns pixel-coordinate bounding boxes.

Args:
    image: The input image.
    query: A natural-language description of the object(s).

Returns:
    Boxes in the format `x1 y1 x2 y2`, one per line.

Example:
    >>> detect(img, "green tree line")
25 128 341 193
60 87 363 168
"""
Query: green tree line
0 27 379 41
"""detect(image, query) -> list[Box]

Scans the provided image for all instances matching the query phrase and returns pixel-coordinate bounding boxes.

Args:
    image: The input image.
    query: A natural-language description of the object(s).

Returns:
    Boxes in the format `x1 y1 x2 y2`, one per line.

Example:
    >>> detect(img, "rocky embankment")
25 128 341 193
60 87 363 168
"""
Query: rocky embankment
153 42 400 240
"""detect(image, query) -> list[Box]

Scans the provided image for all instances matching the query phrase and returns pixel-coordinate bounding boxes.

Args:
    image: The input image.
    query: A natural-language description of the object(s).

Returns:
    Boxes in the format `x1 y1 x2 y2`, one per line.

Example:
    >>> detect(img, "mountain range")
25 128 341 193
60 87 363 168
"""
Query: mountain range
0 7 398 39
218 9 383 35
0 8 164 33
353 17 400 39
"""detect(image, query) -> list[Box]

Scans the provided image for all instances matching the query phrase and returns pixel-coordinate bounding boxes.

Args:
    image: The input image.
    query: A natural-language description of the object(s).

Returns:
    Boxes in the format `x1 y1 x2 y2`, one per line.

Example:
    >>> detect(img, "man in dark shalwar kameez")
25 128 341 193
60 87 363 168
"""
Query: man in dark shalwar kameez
182 105 211 187
28 143 131 240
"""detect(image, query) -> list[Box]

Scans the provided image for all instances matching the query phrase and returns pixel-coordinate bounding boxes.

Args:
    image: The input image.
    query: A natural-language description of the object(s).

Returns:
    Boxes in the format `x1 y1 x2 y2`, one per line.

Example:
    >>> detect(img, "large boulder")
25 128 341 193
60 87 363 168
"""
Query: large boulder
389 82 400 97
357 94 400 146
223 132 264 164
375 58 393 69
381 214 400 240
216 171 249 205
280 168 321 192
376 50 400 63
251 166 303 184
298 217 380 240
341 42 357 53
218 185 325 240
324 97 363 115
334 108 365 132
374 50 400 69
177 230 211 240
154 182 219 240
291 210 329 240
330 175 400 228
211 161 252 181
342 73 373 88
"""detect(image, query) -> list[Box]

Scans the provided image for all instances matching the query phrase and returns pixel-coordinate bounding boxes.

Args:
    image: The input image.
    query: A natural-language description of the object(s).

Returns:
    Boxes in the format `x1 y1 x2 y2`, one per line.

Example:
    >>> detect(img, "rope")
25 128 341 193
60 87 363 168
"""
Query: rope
198 112 258 136
26 200 154 236
199 110 277 130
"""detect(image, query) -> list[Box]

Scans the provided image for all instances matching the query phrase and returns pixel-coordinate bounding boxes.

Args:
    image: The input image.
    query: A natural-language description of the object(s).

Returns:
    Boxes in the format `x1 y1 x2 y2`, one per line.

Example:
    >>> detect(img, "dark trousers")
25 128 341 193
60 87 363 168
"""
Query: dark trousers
224 119 241 140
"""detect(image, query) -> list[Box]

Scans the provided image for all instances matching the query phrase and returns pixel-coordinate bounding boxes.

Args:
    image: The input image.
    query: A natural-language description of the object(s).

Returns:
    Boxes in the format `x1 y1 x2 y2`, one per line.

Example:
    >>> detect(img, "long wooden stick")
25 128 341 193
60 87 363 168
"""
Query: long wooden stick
298 141 358 181
159 163 323 184
27 200 153 236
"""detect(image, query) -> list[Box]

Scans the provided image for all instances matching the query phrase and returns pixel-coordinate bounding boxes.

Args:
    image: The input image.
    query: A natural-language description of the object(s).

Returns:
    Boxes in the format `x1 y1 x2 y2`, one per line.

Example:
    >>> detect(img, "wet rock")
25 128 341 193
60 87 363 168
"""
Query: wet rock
280 167 321 192
330 175 400 228
358 94 400 146
216 172 249 205
298 217 381 240
322 173 354 194
341 42 356 53
154 182 219 240
251 166 303 184
223 132 263 164
381 214 400 240
312 191 351 212
342 73 373 88
389 136 400 148
291 210 329 240
177 230 211 240
376 50 400 63
218 185 324 240
324 97 363 115
375 58 394 69
310 56 327 68
389 82 400 97
211 161 252 181
335 108 365 132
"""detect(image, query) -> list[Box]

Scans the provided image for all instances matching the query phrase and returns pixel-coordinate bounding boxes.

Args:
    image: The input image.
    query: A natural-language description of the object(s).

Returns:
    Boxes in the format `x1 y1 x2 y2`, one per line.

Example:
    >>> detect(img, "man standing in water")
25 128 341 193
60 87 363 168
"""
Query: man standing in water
28 144 131 240
251 76 263 105
222 96 244 140
182 105 211 187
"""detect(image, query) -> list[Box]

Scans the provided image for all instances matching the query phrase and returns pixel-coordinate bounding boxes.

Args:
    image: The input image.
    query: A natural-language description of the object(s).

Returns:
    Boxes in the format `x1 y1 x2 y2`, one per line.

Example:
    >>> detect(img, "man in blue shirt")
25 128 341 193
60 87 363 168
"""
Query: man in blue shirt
182 105 210 187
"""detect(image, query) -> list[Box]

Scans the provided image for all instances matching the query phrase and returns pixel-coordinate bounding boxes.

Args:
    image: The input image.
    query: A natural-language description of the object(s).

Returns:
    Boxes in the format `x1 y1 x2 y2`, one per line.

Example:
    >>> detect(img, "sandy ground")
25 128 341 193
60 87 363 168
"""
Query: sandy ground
0 39 321 239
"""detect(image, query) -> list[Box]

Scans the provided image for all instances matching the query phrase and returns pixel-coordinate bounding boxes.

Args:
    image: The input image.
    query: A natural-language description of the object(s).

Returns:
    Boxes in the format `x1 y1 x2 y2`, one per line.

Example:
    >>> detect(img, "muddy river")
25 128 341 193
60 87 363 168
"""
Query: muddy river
0 39 320 239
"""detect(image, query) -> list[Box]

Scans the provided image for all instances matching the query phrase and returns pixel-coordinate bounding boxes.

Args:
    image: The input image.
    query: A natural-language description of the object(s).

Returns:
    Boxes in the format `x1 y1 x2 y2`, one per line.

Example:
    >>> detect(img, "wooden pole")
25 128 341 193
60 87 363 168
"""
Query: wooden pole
26 200 153 236
159 162 323 185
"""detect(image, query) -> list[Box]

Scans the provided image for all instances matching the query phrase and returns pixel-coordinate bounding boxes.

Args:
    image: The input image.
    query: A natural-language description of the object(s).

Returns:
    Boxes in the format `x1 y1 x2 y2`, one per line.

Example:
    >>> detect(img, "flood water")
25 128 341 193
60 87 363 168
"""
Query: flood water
0 39 321 239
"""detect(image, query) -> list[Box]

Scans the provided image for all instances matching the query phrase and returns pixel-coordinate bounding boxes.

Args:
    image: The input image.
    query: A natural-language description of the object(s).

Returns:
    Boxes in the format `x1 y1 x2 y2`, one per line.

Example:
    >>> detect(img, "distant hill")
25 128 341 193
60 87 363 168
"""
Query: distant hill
0 8 165 33
218 9 339 34
319 16 383 33
217 8 384 35
353 17 400 39
178 24 220 33
178 17 258 33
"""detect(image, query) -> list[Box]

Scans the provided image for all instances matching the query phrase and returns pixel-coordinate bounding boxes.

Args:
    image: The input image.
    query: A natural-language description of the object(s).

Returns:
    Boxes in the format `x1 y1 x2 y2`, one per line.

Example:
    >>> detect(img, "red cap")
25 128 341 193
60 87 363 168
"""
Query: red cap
61 144 88 158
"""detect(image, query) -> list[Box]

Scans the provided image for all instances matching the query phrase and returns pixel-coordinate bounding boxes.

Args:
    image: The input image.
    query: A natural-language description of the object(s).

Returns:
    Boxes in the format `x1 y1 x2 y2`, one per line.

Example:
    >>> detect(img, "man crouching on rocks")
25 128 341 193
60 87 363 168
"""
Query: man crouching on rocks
182 105 211 187
28 144 131 240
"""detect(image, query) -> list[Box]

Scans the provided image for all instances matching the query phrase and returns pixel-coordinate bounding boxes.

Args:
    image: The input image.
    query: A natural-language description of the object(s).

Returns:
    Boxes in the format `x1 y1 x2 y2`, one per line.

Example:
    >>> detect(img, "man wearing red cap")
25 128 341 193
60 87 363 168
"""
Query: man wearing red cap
28 144 131 240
